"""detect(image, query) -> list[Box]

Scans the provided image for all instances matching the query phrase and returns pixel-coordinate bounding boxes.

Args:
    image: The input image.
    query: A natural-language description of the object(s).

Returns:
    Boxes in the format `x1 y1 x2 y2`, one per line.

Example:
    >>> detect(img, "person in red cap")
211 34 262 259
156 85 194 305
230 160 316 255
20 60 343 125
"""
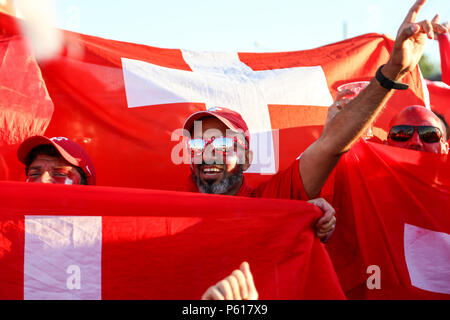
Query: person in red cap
183 106 336 242
17 136 96 185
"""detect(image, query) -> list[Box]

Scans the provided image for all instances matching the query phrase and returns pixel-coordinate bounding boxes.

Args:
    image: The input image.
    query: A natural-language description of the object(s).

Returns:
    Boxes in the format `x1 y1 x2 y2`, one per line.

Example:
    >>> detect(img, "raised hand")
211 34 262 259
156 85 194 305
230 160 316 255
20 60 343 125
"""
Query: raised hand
385 0 448 79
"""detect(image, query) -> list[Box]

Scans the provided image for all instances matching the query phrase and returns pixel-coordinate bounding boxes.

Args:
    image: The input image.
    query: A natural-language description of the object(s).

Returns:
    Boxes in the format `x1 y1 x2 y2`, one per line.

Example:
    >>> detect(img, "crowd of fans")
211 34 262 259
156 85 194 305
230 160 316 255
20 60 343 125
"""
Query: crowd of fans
7 0 449 299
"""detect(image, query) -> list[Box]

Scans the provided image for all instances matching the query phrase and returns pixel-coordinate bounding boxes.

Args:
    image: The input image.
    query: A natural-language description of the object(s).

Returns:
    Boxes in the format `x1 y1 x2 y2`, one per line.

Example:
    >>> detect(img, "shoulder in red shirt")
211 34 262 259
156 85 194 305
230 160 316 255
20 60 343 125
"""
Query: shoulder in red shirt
185 159 310 201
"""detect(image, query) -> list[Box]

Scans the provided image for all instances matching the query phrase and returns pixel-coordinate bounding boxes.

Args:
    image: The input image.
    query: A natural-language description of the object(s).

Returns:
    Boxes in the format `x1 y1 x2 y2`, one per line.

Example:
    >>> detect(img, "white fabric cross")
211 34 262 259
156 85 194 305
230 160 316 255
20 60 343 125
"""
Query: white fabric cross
122 51 333 173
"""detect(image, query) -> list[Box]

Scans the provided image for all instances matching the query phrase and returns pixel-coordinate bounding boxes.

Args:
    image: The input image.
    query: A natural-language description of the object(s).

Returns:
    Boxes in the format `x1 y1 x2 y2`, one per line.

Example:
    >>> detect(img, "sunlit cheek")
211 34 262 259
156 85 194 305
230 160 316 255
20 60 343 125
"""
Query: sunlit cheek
190 153 203 165
225 153 238 171
52 172 81 185
26 175 52 183
48 176 70 184
427 143 443 154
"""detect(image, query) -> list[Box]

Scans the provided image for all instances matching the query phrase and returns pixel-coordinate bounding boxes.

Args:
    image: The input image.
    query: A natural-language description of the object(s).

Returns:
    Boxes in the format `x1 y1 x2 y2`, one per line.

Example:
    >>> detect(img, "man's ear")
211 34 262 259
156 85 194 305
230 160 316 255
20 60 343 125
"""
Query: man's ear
442 141 449 155
242 150 253 171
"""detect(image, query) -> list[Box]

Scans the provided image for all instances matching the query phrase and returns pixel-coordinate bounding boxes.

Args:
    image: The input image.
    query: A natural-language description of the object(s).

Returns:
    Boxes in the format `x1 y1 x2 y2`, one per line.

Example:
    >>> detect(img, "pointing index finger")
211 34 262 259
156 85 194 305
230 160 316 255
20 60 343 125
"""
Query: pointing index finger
431 14 440 24
404 0 426 24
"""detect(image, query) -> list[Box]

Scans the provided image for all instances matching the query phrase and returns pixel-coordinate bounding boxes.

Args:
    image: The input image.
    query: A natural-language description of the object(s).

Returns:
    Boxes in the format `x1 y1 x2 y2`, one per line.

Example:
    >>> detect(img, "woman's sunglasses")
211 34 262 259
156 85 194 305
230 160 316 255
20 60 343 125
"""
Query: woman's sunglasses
388 125 443 143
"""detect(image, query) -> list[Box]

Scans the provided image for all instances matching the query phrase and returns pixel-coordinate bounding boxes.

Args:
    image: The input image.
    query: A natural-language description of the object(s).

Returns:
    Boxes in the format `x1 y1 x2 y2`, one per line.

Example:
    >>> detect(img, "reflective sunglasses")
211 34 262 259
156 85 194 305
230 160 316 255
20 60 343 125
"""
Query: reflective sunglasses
388 125 443 143
187 136 248 156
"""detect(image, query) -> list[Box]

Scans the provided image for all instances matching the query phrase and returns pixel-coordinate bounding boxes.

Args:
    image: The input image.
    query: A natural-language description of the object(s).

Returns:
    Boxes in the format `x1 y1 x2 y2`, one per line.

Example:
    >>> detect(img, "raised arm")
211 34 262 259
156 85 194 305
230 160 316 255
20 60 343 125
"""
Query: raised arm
300 0 448 198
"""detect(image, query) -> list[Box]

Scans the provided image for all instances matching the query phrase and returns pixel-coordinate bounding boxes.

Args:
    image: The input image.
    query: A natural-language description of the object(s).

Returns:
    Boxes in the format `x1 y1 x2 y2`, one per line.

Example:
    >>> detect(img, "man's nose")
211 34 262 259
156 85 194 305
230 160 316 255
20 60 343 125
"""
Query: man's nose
202 144 219 164
37 171 54 184
406 131 424 150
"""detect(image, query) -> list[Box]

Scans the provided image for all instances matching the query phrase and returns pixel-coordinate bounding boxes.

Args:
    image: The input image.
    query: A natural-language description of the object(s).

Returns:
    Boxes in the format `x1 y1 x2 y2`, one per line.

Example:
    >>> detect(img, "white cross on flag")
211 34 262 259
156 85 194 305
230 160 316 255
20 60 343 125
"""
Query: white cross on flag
122 51 333 173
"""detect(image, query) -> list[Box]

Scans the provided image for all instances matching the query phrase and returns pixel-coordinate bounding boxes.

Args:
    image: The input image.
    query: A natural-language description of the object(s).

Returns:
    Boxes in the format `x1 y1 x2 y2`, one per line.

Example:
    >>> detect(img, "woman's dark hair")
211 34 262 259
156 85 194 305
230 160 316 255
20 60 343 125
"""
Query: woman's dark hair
25 145 88 185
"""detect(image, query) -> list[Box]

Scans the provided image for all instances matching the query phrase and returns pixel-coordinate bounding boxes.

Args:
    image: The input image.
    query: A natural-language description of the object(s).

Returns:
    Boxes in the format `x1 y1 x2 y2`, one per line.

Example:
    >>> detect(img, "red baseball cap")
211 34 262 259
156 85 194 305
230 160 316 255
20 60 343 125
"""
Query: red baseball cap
17 136 96 185
183 107 250 145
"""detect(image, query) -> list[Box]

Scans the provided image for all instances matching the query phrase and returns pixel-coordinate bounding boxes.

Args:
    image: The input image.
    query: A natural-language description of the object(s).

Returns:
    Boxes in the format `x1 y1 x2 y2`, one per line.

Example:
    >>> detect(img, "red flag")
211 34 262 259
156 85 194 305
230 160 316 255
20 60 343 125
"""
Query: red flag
0 181 345 300
437 33 449 86
0 27 54 181
0 12 427 191
327 140 450 299
426 80 450 125
426 33 450 123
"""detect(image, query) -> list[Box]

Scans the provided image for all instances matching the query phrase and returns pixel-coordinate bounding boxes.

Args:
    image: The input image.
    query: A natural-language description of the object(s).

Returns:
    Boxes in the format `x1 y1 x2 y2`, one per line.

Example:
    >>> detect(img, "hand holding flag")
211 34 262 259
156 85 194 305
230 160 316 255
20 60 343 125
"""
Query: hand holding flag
309 198 337 243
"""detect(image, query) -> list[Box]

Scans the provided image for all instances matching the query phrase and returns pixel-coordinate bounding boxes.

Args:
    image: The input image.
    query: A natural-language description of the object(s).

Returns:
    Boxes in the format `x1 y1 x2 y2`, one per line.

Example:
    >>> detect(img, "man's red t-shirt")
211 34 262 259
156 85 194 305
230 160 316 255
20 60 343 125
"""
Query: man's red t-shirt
185 159 310 200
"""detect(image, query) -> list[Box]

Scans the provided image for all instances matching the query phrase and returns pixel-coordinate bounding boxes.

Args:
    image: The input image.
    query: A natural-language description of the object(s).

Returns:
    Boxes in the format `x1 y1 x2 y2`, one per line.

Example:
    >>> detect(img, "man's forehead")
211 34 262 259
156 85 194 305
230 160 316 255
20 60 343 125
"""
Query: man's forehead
29 154 73 168
191 116 227 137
197 116 227 129
391 107 442 128
189 117 247 143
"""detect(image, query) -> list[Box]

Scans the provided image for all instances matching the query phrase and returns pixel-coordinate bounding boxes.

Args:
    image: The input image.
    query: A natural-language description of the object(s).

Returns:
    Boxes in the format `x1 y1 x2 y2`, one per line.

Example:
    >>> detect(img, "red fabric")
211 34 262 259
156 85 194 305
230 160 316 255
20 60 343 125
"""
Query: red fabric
185 159 310 200
426 80 450 128
438 33 450 85
425 34 450 123
327 140 450 299
0 12 427 191
0 33 54 181
0 12 442 301
251 159 310 200
0 181 345 300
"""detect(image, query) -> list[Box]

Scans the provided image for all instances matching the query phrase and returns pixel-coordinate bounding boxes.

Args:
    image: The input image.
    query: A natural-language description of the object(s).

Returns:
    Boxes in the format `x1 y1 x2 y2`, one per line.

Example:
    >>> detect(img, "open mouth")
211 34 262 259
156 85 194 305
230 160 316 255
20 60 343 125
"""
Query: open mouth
200 165 225 180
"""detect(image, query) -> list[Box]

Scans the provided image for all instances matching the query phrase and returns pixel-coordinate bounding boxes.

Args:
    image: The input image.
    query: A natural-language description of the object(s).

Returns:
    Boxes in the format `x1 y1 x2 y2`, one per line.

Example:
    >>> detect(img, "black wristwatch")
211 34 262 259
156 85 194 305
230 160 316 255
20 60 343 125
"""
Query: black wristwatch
375 64 409 90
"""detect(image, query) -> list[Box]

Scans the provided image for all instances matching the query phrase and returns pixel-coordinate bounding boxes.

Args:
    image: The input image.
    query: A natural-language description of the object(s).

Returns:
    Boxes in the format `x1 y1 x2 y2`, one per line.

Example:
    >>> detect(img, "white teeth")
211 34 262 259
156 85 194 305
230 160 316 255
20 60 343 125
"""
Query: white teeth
203 168 221 173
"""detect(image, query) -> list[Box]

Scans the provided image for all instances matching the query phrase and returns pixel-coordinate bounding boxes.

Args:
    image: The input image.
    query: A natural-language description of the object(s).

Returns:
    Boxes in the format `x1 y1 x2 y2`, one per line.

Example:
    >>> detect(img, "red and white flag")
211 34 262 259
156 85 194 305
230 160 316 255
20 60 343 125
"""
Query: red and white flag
0 11 428 190
0 181 345 300
1 12 445 300
327 140 450 300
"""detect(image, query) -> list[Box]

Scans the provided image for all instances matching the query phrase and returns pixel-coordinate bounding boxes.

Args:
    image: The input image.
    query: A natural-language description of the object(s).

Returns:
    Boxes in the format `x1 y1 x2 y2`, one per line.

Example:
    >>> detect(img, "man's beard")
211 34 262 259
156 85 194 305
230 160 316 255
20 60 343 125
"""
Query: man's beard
194 164 244 194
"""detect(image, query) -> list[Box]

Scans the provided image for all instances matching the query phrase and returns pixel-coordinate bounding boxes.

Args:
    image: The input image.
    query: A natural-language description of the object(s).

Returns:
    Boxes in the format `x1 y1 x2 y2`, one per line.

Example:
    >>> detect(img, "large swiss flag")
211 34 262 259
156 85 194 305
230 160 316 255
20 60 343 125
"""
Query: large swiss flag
0 11 428 190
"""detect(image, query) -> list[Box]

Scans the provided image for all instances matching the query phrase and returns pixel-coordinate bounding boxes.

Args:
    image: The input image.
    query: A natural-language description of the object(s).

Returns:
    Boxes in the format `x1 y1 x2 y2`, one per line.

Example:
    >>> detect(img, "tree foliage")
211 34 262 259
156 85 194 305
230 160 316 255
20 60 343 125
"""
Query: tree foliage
419 54 439 79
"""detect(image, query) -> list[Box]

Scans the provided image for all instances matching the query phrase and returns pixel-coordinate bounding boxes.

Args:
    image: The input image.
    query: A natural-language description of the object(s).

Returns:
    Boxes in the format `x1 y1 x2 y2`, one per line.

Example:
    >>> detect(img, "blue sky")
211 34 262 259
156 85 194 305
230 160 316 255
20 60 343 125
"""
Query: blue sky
51 0 449 66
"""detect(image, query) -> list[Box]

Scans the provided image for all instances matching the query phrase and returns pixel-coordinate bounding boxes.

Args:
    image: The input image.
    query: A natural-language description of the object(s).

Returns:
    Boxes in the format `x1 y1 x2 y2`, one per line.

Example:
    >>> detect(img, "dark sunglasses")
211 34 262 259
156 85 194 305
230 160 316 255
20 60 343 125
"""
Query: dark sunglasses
388 125 443 143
